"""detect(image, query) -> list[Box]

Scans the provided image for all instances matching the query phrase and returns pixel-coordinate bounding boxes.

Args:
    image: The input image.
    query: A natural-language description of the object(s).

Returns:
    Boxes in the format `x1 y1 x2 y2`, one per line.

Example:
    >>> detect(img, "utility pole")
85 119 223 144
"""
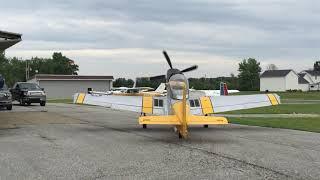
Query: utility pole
25 60 30 81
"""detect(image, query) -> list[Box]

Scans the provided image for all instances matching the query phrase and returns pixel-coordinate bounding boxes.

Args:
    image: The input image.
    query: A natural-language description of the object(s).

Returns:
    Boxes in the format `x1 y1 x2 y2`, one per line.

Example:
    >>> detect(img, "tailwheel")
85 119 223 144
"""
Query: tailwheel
178 132 183 139
142 124 147 129
203 125 208 128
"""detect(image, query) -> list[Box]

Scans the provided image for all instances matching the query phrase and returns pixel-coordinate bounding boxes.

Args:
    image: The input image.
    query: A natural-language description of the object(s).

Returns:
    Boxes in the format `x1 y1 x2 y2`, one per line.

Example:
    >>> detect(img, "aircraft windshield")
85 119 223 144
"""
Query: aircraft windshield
168 74 189 100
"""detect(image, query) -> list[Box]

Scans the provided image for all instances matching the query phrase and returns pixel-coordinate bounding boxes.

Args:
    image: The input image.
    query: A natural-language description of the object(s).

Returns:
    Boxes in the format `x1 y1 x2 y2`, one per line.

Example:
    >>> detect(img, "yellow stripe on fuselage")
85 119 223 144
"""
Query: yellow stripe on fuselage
200 96 214 115
142 96 153 114
267 94 279 105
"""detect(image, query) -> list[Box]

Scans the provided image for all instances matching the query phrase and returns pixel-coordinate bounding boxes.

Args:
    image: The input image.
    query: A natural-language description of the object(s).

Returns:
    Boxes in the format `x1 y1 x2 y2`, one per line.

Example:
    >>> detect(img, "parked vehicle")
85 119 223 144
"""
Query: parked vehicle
0 75 12 110
10 82 46 106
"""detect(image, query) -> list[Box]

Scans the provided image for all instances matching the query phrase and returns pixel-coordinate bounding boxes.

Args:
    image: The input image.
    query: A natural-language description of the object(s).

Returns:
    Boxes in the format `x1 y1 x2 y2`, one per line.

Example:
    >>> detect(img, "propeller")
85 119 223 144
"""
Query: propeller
181 65 198 73
149 51 198 81
163 51 173 69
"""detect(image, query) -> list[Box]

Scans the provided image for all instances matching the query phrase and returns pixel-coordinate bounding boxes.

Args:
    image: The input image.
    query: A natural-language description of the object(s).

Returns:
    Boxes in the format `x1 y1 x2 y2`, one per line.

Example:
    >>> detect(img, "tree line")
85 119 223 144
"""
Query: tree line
0 52 79 87
113 58 262 91
1 51 262 90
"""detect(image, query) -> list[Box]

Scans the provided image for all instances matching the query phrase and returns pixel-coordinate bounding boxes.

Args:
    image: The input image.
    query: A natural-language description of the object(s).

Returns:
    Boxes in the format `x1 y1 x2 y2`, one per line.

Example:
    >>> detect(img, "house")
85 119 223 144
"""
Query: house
28 74 114 99
301 70 320 91
260 70 309 92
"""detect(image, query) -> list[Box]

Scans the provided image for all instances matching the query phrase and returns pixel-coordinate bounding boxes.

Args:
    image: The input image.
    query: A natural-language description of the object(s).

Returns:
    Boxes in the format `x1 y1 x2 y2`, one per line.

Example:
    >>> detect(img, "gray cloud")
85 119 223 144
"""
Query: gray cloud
1 0 319 77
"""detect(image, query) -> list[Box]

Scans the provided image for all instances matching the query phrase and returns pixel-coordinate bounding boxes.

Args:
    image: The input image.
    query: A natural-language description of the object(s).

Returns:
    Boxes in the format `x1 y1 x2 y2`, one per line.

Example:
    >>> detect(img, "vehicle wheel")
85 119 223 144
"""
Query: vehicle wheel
27 102 31 106
204 125 209 128
40 101 46 106
19 99 25 106
142 124 147 129
178 132 183 139
6 104 12 110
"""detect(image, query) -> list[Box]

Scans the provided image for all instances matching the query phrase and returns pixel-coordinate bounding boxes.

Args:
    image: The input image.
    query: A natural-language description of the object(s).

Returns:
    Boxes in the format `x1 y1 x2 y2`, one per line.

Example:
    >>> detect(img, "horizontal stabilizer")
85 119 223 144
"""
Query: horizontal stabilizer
139 115 180 125
188 115 228 125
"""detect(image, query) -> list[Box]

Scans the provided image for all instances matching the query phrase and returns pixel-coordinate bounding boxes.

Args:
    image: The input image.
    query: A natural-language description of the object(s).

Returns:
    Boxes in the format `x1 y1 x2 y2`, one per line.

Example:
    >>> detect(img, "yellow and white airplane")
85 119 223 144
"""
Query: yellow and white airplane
74 51 280 139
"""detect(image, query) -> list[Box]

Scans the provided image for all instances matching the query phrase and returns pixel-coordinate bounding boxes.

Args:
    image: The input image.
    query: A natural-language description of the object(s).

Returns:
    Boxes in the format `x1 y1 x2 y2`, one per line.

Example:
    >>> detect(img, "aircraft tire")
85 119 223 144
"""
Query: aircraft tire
204 125 208 128
143 124 147 129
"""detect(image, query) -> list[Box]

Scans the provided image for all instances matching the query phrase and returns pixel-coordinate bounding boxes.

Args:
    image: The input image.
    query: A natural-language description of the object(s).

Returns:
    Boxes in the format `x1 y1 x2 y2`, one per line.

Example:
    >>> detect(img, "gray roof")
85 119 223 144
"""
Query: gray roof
304 70 320 76
298 76 309 84
33 74 114 81
260 70 292 78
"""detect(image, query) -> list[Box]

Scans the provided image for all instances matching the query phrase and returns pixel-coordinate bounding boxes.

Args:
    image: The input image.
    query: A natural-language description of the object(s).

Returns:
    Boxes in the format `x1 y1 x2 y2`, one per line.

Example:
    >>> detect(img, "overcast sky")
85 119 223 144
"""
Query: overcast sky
1 0 319 78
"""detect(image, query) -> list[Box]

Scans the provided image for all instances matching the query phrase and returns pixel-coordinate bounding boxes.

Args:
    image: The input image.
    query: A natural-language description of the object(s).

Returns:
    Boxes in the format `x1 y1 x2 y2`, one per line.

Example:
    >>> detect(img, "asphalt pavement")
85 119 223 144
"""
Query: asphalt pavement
0 103 320 179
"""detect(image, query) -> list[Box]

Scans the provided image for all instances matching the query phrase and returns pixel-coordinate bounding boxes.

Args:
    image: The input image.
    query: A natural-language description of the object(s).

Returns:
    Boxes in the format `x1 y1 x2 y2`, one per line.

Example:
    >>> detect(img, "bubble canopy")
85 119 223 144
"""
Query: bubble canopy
168 74 189 100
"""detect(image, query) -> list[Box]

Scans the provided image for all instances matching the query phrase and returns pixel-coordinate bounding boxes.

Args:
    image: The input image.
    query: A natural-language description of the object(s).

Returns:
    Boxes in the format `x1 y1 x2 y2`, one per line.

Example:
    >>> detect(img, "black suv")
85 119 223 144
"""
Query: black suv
10 82 46 106
0 75 12 110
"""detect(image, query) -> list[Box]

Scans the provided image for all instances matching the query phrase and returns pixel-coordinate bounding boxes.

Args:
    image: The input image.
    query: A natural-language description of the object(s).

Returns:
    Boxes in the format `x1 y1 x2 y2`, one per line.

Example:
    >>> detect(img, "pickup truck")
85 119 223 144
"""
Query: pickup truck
10 82 46 106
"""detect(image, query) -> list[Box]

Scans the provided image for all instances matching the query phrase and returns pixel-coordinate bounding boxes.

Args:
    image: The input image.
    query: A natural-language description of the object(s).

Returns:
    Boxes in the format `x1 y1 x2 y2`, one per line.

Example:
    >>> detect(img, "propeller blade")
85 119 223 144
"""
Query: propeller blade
150 75 166 81
163 51 173 69
181 65 198 73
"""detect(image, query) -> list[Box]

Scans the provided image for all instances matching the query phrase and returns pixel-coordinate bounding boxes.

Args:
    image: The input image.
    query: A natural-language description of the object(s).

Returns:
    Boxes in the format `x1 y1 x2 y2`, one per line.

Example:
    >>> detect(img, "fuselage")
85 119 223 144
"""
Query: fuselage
165 71 190 116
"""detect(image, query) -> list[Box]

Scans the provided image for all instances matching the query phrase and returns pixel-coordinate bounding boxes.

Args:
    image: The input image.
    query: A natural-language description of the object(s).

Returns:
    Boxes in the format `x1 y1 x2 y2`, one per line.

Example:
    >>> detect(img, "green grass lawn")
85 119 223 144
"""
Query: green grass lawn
223 104 320 114
229 117 320 133
232 91 320 100
47 99 73 104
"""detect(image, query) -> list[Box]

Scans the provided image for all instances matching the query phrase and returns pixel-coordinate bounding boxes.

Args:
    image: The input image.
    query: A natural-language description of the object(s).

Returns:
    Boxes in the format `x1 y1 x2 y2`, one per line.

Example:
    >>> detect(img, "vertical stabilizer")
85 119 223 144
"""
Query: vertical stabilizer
155 83 166 93
220 82 229 96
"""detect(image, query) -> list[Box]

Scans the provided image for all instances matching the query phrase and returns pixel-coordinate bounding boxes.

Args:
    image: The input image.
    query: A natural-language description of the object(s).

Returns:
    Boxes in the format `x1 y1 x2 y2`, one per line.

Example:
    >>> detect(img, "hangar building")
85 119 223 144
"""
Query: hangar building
28 74 114 99
260 70 309 92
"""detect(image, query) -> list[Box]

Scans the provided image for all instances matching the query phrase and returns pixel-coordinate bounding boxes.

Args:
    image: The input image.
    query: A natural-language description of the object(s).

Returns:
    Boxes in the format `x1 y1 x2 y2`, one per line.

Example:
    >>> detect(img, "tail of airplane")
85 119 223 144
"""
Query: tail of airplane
220 82 229 96
155 83 166 93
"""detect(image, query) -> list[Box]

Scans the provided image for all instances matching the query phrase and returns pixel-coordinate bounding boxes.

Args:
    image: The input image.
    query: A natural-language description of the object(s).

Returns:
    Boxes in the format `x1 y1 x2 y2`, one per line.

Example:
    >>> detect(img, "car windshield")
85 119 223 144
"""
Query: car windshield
19 83 41 90
168 74 189 100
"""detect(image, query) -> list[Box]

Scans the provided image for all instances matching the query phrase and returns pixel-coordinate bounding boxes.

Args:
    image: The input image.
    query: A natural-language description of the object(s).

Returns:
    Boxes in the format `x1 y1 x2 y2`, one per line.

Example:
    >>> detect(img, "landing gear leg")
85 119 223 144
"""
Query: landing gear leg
142 124 147 129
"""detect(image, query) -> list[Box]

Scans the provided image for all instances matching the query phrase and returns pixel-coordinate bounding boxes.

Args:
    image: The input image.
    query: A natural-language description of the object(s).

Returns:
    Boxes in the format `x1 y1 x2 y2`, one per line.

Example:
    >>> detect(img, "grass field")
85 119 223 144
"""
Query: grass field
223 103 320 114
225 91 320 132
229 117 320 133
47 99 73 103
233 91 320 100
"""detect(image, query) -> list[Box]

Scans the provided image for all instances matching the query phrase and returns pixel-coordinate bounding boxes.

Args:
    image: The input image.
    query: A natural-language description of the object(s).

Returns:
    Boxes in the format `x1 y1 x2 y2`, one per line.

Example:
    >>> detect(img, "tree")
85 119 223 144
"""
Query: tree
238 58 261 91
0 52 79 87
136 77 164 89
266 64 278 70
113 78 134 87
314 61 320 71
